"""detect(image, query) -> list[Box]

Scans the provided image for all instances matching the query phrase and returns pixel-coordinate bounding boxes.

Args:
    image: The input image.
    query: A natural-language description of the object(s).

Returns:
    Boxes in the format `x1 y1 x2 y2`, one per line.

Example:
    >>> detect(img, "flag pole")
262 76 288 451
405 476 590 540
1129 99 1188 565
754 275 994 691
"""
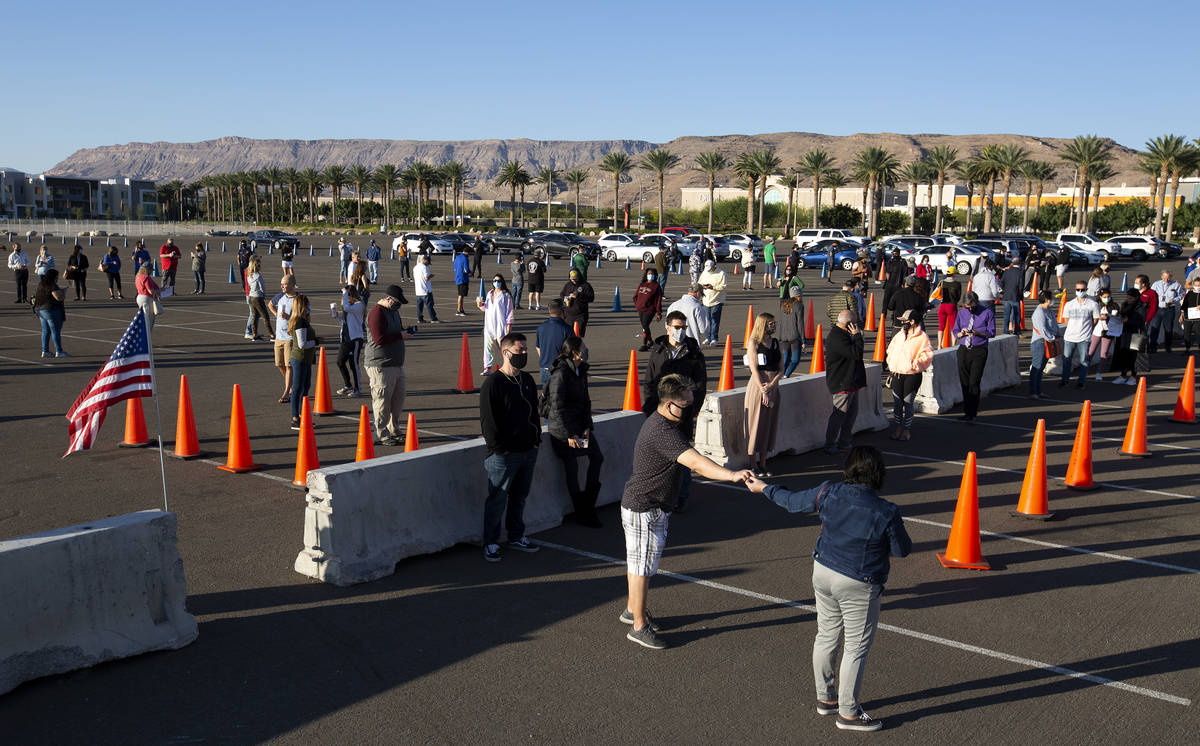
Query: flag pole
143 309 170 512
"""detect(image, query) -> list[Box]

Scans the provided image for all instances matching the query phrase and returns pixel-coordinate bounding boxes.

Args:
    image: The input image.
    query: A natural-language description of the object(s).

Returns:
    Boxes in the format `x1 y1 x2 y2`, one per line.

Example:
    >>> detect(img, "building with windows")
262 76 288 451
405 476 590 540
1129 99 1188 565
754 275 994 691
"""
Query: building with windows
0 171 157 219
0 168 36 218
681 177 961 212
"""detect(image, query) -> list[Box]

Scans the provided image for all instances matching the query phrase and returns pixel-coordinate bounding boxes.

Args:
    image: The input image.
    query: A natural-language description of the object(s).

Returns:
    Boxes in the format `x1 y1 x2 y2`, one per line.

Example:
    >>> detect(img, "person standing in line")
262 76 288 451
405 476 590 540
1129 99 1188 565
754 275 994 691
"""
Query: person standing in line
9 243 30 303
453 246 471 317
237 240 253 288
884 310 933 440
698 259 727 346
914 255 932 284
1022 243 1043 295
470 235 487 279
189 242 207 294
1053 241 1071 290
634 267 663 351
33 268 69 358
1113 288 1148 384
1058 279 1101 388
335 285 366 397
952 291 995 422
744 447 912 732
559 268 595 337
1134 273 1159 332
287 295 317 430
337 238 354 284
413 254 440 323
268 275 298 404
417 233 433 260
880 249 907 312
99 246 123 300
1028 290 1060 399
620 374 755 648
525 252 546 311
365 239 381 284
393 234 411 280
480 332 543 562
572 245 590 281
35 246 56 278
825 241 838 284
1089 287 1122 382
159 238 180 289
364 284 414 446
67 244 89 301
885 275 924 327
937 266 963 338
744 312 783 476
740 245 756 290
281 240 297 279
1000 259 1024 336
244 256 269 340
823 310 866 454
777 286 806 377
535 299 575 387
666 284 711 345
349 259 371 307
131 241 151 276
688 241 705 286
826 279 859 326
1085 267 1104 300
134 264 161 333
1178 276 1200 353
478 273 514 375
546 335 605 528
778 263 805 301
1149 270 1183 354
972 259 1000 309
653 245 669 293
762 237 777 289
510 254 525 312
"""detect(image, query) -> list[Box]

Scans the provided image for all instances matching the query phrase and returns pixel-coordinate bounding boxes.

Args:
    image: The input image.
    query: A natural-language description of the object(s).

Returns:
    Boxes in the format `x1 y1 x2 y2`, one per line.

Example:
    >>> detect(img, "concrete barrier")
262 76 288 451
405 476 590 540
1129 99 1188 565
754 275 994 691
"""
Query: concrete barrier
693 363 889 467
913 333 1021 413
295 410 644 586
0 511 197 695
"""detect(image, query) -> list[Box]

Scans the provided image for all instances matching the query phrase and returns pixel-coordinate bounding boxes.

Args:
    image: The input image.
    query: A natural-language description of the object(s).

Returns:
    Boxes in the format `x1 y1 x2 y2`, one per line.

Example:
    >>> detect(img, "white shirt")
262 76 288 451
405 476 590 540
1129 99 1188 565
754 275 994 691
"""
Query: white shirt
972 269 1000 303
7 251 27 270
341 290 365 341
1062 296 1100 343
666 294 711 343
698 268 727 307
1151 279 1183 308
272 292 295 341
413 261 432 296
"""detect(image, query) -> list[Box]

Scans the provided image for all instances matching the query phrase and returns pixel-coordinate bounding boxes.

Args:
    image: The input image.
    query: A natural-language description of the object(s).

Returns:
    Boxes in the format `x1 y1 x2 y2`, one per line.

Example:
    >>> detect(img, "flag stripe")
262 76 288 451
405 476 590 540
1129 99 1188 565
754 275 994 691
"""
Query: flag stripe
64 310 154 457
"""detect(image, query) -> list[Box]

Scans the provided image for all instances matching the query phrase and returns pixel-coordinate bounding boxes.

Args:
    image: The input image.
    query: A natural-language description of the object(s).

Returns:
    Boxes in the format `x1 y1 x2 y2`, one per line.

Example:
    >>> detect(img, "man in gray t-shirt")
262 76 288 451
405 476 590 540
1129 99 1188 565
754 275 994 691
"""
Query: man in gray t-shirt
619 374 753 650
267 275 298 402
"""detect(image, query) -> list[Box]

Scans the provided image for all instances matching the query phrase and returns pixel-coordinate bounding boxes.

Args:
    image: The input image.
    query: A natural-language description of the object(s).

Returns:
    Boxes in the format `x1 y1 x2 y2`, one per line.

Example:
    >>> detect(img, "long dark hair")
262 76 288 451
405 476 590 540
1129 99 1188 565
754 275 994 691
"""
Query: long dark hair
554 335 586 366
491 274 509 294
843 446 886 490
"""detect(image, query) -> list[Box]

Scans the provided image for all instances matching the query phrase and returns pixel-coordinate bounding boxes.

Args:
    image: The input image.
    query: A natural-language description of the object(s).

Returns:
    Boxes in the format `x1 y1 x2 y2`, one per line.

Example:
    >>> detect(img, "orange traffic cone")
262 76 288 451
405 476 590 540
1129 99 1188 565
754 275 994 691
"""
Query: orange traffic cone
354 404 375 462
1056 292 1067 323
1012 419 1053 520
573 321 581 337
218 384 261 473
1119 377 1153 457
809 325 825 374
1019 299 1026 331
292 396 320 488
940 322 954 349
623 350 643 411
718 335 735 391
456 333 475 393
1064 400 1097 490
118 397 152 448
1029 272 1039 299
804 299 816 340
966 278 973 294
876 260 885 283
404 412 420 452
1170 355 1196 423
865 294 877 331
872 314 886 363
733 262 739 275
171 374 203 459
313 347 334 416
930 281 943 301
743 305 755 349
937 452 993 570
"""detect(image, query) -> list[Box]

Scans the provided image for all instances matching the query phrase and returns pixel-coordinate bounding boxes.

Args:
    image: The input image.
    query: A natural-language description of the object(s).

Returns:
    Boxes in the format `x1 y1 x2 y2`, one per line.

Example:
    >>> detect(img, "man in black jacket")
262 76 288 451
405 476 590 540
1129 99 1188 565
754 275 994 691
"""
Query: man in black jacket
471 236 487 278
881 249 908 316
641 311 708 510
559 269 595 336
823 310 867 455
886 275 925 326
479 332 542 562
1000 259 1024 335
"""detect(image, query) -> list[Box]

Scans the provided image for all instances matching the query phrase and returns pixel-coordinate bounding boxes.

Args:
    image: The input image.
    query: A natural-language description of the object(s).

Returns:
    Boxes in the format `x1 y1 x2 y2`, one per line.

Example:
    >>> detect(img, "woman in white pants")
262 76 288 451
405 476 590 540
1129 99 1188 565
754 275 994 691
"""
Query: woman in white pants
477 273 513 375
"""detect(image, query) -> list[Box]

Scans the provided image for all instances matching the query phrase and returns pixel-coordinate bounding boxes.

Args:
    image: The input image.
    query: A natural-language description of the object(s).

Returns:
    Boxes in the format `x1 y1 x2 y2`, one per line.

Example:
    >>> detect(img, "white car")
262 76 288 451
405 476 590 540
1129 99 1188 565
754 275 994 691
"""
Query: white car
880 234 937 249
906 244 987 275
597 233 640 254
401 232 454 254
1056 232 1125 260
722 233 764 261
1109 235 1167 261
931 232 965 246
603 235 678 263
793 228 866 249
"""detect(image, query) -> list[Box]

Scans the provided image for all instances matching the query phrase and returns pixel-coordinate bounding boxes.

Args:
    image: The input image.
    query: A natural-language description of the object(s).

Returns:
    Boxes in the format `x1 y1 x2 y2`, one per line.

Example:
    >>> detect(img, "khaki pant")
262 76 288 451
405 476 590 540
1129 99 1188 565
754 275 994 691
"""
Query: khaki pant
365 365 406 439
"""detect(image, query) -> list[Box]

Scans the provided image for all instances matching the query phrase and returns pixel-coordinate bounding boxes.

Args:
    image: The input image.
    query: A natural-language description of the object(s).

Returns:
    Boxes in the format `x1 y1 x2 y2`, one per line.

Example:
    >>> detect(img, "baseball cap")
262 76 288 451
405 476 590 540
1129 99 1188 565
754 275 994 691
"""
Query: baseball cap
384 284 408 304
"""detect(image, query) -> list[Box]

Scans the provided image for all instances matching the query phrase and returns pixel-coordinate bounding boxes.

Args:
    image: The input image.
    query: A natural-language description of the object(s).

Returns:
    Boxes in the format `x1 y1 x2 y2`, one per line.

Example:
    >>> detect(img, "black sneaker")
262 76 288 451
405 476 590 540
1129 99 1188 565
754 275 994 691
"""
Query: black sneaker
290 418 301 431
507 537 540 553
816 700 838 716
626 624 667 649
483 544 501 562
379 436 400 447
836 709 882 731
618 609 659 632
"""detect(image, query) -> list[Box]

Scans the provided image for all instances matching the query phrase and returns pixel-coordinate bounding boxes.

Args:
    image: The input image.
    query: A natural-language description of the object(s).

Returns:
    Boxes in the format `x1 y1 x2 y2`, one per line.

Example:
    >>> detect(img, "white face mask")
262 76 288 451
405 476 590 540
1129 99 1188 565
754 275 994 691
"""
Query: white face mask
669 327 685 343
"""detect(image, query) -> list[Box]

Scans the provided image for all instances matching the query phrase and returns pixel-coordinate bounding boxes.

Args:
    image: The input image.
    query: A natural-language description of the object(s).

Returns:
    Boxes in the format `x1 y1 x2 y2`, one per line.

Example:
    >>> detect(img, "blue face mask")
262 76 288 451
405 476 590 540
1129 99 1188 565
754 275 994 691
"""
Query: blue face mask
647 274 656 282
493 281 503 289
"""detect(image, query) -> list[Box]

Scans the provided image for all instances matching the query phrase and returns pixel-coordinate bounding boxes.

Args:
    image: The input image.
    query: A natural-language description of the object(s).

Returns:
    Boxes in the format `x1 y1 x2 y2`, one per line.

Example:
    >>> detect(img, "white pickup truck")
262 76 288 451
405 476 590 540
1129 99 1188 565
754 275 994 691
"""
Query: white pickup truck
793 228 867 249
1055 232 1128 260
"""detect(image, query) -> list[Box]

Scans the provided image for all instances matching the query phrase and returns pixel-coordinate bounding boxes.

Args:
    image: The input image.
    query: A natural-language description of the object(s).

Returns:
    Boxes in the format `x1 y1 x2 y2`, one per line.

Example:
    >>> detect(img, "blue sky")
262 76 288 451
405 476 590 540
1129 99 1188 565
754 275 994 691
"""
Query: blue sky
3 0 1195 173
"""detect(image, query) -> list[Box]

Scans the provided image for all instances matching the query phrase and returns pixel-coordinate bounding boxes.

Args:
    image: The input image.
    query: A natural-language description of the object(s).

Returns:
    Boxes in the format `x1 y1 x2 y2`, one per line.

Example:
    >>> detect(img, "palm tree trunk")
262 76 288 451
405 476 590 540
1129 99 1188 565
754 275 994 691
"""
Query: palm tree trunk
935 175 945 233
1154 165 1169 238
746 180 755 233
860 185 868 234
908 181 917 233
812 175 821 229
658 176 665 233
1149 174 1160 234
983 180 994 232
509 184 516 227
614 177 621 232
1022 179 1032 232
785 186 794 237
706 176 714 233
1001 174 1012 232
965 185 973 232
574 185 580 230
757 176 767 235
1167 172 1182 241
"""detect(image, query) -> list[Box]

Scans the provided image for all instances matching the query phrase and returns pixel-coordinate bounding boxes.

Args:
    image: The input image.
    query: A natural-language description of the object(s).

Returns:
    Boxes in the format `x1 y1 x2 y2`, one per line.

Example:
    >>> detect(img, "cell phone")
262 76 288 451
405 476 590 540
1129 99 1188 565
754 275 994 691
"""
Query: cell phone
406 326 418 334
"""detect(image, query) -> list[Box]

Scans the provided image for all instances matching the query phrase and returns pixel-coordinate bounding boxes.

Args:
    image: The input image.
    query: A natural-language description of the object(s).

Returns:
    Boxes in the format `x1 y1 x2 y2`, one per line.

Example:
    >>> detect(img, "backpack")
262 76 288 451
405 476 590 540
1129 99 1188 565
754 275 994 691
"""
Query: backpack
538 374 553 419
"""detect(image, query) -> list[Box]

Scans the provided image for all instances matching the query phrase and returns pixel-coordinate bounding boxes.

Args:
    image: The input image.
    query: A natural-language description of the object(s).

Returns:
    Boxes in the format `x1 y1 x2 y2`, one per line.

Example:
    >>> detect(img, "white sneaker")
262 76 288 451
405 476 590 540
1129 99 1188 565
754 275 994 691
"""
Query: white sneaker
1094 373 1102 381
1126 378 1137 385
1112 376 1126 384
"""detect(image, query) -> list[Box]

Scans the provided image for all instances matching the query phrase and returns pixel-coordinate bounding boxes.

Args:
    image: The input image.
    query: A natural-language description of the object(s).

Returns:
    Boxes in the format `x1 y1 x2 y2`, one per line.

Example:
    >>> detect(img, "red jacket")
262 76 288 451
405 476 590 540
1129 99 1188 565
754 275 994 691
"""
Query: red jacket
634 281 662 315
160 243 181 271
1140 288 1158 323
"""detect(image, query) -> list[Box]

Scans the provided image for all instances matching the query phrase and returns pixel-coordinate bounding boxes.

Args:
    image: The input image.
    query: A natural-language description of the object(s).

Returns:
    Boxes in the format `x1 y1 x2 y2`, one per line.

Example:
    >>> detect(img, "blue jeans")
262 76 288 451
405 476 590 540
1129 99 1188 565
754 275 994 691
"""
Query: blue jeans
483 449 539 546
1030 339 1048 394
781 339 802 377
416 293 438 322
1003 300 1021 334
368 260 378 283
245 298 254 336
290 360 312 421
37 308 65 354
706 303 724 343
512 282 524 311
540 366 551 387
1060 339 1089 384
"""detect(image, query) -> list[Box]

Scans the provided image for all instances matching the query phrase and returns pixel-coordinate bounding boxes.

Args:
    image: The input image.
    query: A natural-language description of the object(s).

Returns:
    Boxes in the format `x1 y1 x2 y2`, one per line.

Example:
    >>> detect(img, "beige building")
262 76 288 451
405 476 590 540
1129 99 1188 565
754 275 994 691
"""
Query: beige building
681 176 962 211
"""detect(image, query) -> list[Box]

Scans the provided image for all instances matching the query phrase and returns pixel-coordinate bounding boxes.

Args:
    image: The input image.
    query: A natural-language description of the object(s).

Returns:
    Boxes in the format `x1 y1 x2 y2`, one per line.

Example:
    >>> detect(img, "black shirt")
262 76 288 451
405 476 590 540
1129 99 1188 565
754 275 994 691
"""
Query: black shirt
526 257 545 285
479 369 541 456
621 412 693 513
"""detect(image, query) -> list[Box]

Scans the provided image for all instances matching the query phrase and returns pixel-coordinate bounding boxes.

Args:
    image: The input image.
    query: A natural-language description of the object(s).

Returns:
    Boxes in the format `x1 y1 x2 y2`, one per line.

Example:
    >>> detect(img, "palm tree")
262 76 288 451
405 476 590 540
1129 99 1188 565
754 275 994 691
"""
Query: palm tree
821 170 848 224
495 161 526 227
1144 134 1187 238
781 171 802 236
515 169 532 227
733 152 760 233
896 162 927 234
374 164 399 229
640 149 679 233
1137 156 1161 224
441 162 468 227
1060 135 1114 232
347 165 372 224
750 150 782 234
535 165 561 228
298 168 320 223
991 144 1030 232
1016 161 1039 232
692 151 728 233
1086 161 1117 232
924 146 960 233
408 162 438 226
321 165 348 226
281 168 299 224
1028 161 1056 220
976 145 1003 232
850 147 900 237
954 160 980 233
261 167 282 222
563 168 589 229
1166 143 1200 241
599 152 633 232
797 149 836 229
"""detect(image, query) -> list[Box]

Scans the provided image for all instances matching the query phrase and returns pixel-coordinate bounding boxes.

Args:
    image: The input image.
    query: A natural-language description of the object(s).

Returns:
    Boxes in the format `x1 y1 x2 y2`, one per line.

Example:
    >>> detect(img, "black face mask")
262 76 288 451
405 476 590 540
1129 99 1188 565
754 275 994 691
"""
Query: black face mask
508 352 527 369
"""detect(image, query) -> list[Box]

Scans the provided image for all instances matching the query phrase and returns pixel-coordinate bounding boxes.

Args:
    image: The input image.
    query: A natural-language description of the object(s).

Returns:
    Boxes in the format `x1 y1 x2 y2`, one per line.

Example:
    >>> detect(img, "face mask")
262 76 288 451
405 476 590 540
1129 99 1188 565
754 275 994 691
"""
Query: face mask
767 323 777 333
493 281 502 289
1134 284 1142 291
669 327 685 343
647 274 656 282
507 352 527 369
1100 296 1110 304
1075 290 1085 298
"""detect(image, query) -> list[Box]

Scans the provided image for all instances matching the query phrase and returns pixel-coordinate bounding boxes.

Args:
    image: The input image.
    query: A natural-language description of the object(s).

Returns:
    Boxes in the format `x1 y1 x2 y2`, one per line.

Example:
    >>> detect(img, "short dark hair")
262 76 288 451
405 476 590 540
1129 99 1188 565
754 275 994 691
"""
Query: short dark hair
547 298 565 316
499 332 526 349
843 446 886 490
1038 289 1055 303
1136 274 1151 287
657 373 693 403
665 310 687 325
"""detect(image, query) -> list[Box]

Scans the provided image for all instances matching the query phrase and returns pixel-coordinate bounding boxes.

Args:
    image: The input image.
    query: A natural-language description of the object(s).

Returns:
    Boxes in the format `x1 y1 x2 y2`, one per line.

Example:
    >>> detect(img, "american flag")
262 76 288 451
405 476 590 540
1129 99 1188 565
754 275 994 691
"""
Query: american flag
63 309 154 456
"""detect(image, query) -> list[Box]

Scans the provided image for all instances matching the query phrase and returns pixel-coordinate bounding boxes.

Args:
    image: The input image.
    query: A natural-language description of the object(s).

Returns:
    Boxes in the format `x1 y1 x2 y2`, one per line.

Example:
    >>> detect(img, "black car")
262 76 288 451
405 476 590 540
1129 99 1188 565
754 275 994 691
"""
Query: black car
522 231 601 260
439 233 476 253
247 229 300 252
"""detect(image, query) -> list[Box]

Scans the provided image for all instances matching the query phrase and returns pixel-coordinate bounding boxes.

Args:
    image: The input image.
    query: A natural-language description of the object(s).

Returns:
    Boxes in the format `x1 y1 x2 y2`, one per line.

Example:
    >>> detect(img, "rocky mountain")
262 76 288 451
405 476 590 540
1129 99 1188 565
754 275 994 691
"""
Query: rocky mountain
49 133 1146 208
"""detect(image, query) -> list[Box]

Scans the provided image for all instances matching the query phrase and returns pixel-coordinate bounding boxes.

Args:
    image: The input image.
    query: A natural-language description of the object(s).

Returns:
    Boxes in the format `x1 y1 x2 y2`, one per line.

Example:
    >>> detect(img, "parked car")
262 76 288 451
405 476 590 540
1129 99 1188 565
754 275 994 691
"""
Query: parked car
880 234 937 249
1110 234 1176 260
439 232 476 253
723 233 764 261
481 226 533 253
791 244 862 271
598 233 640 252
247 229 300 253
793 228 867 249
607 235 675 263
905 244 987 275
522 231 601 260
1056 232 1126 260
969 238 1025 263
402 232 454 254
681 234 730 259
662 227 694 239
930 232 965 245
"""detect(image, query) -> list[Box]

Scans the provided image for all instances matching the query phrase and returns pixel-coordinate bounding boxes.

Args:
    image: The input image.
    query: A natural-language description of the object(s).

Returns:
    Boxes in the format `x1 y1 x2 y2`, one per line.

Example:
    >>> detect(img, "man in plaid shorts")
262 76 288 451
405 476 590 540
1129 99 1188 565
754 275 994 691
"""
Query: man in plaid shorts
620 373 755 649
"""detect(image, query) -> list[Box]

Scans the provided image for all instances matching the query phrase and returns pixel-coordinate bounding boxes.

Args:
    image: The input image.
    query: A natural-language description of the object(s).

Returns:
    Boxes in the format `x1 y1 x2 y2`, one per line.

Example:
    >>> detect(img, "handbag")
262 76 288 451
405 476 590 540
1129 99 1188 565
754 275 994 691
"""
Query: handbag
1044 338 1062 358
1128 332 1146 351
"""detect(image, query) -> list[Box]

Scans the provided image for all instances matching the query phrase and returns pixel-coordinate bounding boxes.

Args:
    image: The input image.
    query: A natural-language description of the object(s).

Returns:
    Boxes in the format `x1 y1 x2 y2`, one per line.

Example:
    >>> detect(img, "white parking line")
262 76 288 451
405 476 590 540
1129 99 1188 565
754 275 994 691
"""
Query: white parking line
0 324 194 354
535 539 1191 707
994 392 1175 416
913 411 1200 453
197 459 297 485
0 353 55 367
